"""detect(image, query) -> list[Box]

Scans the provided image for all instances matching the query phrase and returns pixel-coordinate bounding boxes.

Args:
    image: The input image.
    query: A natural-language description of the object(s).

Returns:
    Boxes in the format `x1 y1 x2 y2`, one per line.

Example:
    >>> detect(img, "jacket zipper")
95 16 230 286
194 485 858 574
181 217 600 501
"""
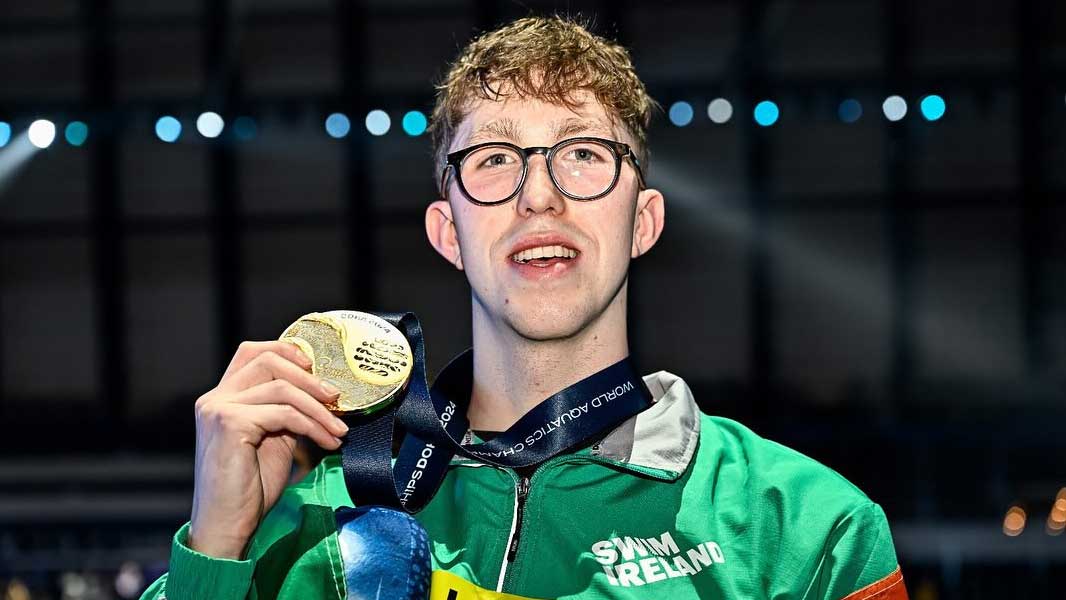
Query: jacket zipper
496 456 589 593
506 476 531 561
495 473 529 592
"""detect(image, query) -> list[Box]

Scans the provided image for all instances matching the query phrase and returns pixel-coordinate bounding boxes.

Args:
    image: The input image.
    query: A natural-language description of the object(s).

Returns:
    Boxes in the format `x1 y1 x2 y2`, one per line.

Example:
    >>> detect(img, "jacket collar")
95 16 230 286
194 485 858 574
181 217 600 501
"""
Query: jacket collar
592 371 700 480
452 371 701 482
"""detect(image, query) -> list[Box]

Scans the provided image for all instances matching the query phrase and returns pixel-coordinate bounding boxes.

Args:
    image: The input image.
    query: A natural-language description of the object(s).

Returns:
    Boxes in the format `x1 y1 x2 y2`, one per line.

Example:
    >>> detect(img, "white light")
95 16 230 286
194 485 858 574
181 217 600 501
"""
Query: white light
60 572 88 598
365 110 391 136
28 119 56 148
196 112 225 138
114 562 144 599
707 98 733 124
882 95 908 122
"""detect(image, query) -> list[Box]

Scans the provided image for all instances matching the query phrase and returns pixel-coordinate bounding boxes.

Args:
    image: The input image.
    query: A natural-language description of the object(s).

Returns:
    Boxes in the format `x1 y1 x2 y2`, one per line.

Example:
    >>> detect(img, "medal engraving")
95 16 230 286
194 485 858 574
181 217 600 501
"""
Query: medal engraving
280 311 413 414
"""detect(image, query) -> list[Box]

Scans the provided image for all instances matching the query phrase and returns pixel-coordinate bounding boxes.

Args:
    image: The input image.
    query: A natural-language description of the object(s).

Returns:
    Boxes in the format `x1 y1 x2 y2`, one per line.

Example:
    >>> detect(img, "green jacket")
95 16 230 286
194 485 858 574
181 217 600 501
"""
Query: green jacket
142 371 905 600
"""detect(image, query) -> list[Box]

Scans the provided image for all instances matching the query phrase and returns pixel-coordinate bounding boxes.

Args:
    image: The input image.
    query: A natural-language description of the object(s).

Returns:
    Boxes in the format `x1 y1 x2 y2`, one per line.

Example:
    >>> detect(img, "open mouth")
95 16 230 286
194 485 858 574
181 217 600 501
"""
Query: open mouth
510 244 579 266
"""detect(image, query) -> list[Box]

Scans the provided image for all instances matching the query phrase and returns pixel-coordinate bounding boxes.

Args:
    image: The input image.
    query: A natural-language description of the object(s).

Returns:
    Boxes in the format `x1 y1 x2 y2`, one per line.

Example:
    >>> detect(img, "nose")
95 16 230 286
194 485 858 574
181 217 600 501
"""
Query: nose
515 154 566 217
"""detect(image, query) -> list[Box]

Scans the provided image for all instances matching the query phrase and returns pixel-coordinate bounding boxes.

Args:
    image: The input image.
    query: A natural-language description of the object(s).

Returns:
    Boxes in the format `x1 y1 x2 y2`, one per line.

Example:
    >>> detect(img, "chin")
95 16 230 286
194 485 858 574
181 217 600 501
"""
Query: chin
503 301 596 342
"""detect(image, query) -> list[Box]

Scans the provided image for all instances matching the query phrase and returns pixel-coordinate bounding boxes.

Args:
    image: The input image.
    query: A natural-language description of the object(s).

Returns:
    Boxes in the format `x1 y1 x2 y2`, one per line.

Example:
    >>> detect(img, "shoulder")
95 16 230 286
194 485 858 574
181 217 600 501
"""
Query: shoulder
685 415 901 595
694 414 874 515
638 371 874 515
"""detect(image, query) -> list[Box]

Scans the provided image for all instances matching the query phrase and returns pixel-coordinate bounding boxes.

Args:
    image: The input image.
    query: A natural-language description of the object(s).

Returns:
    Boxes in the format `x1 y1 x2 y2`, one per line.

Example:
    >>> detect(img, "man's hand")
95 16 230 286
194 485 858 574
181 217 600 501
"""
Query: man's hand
187 341 349 559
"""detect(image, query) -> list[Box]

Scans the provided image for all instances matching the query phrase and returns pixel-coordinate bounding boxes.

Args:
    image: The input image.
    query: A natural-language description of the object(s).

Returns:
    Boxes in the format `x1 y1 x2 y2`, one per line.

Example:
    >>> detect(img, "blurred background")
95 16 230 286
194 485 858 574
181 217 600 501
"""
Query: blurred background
0 0 1064 598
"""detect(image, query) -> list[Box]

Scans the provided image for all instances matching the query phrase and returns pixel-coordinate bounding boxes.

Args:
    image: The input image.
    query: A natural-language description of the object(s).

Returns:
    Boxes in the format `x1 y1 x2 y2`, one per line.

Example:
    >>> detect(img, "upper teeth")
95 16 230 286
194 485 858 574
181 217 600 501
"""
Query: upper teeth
511 245 578 263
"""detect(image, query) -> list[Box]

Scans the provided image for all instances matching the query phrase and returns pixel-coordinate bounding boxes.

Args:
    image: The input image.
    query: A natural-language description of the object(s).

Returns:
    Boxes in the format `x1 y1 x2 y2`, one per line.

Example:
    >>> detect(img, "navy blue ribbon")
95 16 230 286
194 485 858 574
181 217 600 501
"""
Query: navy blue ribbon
339 312 653 513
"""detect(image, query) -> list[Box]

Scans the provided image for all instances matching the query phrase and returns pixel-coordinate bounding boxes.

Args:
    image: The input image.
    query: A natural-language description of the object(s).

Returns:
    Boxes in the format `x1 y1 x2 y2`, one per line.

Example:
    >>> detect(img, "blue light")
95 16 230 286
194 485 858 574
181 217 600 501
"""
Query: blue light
838 99 863 124
402 110 427 136
65 121 89 146
920 94 946 121
668 101 694 127
365 110 391 136
155 116 182 143
0 122 10 147
233 116 257 140
325 112 351 138
753 100 779 126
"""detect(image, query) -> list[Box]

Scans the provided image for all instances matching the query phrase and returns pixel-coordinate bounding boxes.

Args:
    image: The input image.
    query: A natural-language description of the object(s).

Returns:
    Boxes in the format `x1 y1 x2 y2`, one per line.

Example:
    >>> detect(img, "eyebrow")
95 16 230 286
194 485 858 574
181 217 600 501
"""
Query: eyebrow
549 117 614 141
469 118 523 145
466 116 616 146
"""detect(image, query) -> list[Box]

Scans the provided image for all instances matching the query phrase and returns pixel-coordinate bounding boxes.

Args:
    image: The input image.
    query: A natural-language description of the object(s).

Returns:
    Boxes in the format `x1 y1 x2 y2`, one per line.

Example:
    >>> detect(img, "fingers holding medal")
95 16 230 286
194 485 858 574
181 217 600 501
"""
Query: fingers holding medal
208 341 350 447
188 336 351 559
279 311 413 415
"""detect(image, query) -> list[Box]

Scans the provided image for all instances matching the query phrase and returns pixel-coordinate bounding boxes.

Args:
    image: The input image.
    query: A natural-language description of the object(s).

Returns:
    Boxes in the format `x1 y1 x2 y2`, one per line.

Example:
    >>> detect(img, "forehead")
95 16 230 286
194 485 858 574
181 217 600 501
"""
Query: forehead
451 90 620 149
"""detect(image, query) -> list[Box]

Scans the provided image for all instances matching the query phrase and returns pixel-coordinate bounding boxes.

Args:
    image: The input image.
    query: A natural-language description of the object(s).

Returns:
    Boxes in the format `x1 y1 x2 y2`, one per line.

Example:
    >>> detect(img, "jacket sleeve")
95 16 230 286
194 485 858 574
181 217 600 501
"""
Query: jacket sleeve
811 502 908 600
139 523 256 600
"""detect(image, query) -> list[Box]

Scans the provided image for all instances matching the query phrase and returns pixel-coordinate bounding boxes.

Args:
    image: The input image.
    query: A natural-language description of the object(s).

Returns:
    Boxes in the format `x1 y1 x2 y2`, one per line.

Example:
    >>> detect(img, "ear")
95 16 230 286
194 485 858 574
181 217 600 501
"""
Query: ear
426 200 464 270
631 188 665 258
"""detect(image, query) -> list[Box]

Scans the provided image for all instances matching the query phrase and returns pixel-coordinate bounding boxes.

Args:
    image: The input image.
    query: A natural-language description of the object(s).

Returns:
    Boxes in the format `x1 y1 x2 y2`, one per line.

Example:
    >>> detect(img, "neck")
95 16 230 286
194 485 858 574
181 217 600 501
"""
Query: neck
465 291 630 432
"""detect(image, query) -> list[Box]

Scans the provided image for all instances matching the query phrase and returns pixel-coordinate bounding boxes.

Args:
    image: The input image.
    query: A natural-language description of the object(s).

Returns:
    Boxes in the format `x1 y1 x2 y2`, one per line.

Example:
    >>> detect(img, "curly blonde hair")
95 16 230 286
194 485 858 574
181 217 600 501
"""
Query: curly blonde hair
429 15 658 178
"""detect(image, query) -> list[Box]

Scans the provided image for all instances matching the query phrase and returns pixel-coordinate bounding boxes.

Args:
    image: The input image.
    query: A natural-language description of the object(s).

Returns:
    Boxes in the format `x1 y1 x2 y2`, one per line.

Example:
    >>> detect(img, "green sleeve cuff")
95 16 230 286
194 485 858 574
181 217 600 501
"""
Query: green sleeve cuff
164 523 255 600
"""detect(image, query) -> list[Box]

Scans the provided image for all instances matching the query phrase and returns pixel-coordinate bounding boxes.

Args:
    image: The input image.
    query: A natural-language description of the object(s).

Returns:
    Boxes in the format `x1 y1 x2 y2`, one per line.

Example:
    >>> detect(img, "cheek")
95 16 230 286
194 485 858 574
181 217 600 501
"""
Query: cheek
588 203 636 259
454 207 508 267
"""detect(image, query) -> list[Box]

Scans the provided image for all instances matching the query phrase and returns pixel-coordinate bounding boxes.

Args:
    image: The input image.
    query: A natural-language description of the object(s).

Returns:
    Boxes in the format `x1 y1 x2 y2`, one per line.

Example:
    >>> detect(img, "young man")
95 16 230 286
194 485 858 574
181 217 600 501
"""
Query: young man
143 16 907 600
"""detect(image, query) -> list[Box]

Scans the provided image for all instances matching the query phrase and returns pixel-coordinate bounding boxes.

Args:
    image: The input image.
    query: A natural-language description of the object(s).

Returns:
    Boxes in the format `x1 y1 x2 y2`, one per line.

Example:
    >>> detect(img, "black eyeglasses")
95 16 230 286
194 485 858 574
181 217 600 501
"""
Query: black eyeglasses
439 136 646 206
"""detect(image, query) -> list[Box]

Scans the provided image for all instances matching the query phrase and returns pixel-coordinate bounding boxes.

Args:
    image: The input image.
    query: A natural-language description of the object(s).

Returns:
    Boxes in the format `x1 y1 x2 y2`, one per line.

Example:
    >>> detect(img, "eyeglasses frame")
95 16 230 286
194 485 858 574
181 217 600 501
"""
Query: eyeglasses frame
438 136 647 206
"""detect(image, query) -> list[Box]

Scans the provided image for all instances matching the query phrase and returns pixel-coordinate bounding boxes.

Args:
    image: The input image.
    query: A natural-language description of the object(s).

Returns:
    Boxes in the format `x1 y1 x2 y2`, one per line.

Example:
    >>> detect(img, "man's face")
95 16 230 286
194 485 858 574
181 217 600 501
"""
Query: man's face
433 91 654 341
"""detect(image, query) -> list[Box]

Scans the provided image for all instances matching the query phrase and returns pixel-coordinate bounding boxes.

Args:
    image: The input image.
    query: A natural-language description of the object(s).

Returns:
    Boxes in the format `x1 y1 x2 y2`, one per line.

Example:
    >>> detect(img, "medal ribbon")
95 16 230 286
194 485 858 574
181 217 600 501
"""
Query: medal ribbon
339 312 653 512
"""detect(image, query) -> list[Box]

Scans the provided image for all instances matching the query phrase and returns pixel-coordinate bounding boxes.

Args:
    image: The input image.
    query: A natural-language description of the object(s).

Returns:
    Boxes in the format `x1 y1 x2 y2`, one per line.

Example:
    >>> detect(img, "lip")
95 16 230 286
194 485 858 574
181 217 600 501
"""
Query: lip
507 233 581 259
505 232 582 281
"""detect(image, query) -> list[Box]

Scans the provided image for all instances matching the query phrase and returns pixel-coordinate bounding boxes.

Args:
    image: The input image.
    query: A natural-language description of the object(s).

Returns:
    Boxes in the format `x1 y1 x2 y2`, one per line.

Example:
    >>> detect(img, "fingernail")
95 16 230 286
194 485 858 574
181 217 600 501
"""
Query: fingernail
321 380 341 397
333 436 344 448
288 342 313 368
334 417 349 434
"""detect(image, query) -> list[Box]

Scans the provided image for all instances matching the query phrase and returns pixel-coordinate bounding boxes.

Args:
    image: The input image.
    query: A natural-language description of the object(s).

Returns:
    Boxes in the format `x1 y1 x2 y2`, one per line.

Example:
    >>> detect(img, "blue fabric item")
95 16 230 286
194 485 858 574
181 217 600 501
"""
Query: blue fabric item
335 507 431 600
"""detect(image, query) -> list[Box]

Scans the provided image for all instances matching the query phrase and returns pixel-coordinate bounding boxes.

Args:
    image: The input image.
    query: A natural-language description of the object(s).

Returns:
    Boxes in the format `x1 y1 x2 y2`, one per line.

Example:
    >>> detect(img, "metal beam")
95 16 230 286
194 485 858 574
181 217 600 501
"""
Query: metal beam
204 0 244 364
6 68 1066 126
336 1 375 310
740 0 773 419
894 522 1066 563
85 0 128 440
1017 0 1051 375
886 0 914 406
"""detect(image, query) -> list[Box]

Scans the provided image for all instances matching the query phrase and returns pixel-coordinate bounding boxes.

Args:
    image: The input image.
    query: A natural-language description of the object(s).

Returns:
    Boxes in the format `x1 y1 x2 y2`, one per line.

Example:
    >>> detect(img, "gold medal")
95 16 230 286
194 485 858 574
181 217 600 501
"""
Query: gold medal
280 310 413 414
